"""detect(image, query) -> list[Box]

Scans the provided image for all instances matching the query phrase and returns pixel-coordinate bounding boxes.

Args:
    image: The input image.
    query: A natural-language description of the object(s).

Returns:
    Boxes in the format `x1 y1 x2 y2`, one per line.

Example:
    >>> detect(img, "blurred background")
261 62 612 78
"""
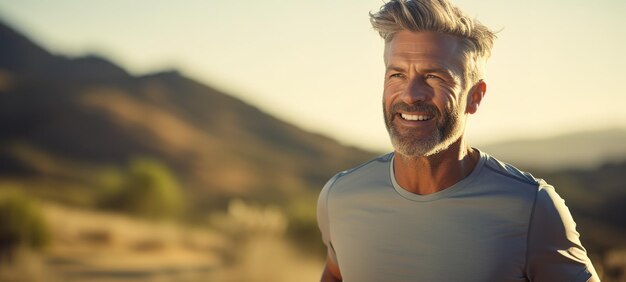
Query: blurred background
0 0 625 281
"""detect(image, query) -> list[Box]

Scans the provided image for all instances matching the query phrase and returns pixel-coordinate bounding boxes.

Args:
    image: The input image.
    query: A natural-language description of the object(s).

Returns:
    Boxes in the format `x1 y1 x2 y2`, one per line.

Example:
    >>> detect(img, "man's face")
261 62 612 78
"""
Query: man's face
383 31 472 157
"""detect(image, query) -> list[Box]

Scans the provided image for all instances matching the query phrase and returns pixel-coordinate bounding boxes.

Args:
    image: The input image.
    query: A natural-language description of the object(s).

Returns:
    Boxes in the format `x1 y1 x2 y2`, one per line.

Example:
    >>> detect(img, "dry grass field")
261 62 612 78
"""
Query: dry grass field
0 201 324 282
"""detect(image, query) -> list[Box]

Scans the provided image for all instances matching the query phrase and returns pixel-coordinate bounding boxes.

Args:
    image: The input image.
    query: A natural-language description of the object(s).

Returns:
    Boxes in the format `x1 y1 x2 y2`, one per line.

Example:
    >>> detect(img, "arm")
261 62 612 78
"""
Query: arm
525 183 600 282
321 251 342 282
317 174 343 282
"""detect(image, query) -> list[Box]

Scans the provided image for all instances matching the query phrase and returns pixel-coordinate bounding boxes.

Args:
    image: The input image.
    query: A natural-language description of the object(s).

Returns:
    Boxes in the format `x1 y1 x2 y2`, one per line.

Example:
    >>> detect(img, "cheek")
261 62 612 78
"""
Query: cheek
383 81 405 100
434 84 462 107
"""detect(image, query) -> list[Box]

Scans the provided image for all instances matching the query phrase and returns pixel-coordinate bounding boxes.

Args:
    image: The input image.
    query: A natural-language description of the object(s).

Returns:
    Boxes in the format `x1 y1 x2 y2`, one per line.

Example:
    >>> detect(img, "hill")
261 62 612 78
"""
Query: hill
0 20 375 214
479 128 626 171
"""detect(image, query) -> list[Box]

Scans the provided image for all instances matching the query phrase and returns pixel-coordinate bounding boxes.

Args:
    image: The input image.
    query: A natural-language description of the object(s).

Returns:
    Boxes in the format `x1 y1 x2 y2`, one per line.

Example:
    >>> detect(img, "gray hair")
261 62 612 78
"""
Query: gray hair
370 0 496 84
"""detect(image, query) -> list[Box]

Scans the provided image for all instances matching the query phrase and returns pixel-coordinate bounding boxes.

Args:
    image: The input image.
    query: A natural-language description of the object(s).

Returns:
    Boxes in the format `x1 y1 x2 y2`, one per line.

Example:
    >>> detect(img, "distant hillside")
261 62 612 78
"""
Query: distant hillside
0 20 375 212
479 128 626 171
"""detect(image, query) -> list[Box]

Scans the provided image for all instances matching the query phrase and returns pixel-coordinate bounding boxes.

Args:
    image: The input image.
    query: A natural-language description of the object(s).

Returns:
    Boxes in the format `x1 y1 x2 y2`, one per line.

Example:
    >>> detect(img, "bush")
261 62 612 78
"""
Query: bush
100 157 183 220
0 191 50 260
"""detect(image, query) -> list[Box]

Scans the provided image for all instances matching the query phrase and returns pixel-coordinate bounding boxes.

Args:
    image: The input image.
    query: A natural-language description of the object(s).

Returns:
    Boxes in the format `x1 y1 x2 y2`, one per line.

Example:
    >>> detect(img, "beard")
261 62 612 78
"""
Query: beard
384 101 462 157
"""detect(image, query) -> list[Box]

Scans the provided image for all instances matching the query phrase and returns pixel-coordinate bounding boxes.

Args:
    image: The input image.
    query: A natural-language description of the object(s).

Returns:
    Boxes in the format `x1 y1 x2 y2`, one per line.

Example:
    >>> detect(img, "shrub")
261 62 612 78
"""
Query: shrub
0 191 50 260
100 157 183 220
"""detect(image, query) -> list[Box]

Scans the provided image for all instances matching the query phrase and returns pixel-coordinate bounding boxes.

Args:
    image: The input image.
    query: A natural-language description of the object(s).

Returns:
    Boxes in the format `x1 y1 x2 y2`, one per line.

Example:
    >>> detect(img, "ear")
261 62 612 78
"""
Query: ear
466 80 486 114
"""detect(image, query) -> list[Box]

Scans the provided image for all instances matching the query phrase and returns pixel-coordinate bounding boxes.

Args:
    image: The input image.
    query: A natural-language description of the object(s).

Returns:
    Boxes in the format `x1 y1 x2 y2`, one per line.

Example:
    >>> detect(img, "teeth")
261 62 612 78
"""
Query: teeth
401 113 431 121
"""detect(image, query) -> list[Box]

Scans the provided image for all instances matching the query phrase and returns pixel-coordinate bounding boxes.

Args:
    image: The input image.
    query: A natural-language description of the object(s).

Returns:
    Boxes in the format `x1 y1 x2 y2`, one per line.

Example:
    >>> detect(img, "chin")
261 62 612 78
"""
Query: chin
391 136 440 157
391 131 463 158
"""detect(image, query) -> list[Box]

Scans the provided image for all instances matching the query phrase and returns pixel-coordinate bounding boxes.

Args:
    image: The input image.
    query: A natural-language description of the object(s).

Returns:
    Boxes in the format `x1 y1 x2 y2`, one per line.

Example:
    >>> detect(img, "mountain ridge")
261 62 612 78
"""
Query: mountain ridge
0 19 375 212
479 127 626 170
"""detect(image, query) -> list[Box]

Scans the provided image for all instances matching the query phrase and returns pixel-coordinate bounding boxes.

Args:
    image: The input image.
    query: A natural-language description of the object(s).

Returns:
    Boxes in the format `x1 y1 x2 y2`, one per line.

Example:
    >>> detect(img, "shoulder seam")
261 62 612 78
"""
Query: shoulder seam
484 163 537 186
524 183 540 279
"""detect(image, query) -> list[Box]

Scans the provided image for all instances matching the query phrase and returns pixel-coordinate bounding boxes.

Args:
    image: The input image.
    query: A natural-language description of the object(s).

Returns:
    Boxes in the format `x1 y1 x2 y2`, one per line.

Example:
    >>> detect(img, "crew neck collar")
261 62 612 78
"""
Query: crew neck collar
389 149 487 202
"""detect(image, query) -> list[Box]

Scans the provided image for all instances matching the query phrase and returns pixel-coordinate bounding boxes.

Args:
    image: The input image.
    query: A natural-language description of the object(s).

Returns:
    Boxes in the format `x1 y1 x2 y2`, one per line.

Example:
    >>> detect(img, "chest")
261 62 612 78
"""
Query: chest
329 194 532 281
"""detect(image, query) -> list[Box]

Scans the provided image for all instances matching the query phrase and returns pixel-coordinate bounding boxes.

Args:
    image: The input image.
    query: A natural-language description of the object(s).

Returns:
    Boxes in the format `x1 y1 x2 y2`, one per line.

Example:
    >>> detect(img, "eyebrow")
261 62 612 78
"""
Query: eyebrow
385 65 405 73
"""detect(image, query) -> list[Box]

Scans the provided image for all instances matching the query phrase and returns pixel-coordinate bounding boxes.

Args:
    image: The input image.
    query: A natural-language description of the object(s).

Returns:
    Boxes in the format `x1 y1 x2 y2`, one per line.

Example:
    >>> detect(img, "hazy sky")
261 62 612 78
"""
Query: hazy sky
1 0 625 152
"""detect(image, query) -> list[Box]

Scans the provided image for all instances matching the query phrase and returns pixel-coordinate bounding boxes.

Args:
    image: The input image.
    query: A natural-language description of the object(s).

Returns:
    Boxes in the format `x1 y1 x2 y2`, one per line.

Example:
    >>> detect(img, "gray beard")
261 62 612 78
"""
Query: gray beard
384 102 462 158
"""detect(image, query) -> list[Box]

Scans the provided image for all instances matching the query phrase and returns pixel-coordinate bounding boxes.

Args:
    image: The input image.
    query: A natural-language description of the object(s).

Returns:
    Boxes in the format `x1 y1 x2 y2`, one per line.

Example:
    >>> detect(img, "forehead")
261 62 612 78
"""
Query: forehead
384 31 465 69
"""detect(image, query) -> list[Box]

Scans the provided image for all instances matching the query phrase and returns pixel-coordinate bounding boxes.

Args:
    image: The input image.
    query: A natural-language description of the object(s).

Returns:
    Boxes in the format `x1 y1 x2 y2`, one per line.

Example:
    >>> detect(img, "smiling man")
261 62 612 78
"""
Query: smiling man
316 0 599 281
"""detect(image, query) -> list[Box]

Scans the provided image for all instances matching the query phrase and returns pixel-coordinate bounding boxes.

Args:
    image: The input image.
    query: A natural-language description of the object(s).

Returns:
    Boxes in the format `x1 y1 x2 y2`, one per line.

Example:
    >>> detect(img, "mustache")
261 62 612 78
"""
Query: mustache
389 102 439 117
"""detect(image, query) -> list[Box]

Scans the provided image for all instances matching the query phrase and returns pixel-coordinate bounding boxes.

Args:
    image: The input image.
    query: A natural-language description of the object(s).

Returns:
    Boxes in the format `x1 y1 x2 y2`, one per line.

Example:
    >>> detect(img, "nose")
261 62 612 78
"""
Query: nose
400 77 431 104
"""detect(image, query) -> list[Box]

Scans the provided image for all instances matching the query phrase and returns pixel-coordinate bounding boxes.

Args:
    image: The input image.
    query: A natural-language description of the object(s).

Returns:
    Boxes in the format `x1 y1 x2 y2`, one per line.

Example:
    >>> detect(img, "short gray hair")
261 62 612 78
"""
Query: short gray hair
370 0 496 84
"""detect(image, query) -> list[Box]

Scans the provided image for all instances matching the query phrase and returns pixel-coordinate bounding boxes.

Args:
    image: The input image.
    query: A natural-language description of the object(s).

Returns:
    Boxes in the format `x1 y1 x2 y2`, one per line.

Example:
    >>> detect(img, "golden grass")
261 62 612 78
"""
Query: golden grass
0 247 57 282
0 199 324 282
43 202 224 270
215 236 323 282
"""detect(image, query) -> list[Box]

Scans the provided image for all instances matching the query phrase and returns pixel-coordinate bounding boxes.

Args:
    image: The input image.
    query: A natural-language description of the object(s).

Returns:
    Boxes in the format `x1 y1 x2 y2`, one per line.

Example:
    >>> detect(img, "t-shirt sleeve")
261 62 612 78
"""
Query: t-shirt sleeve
317 173 340 264
525 183 599 282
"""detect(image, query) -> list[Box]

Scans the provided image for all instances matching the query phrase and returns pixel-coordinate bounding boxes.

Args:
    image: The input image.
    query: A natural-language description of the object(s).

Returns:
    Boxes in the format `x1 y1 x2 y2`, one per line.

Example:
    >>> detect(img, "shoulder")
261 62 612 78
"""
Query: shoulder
480 151 540 187
319 152 393 195
327 152 393 187
476 151 576 231
474 150 552 205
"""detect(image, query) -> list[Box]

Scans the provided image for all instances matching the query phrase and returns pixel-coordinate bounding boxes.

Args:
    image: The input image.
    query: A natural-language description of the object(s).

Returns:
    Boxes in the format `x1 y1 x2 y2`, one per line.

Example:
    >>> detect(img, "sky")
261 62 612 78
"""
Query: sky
0 0 625 152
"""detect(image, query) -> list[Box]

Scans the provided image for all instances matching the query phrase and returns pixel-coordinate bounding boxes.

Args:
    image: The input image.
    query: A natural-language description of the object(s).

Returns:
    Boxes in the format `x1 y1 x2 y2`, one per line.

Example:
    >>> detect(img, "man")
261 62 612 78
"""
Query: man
317 0 599 281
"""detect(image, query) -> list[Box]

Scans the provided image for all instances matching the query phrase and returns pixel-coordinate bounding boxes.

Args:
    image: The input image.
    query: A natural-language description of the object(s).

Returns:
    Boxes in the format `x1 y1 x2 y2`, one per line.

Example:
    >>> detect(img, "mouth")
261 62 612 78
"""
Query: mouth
399 113 434 121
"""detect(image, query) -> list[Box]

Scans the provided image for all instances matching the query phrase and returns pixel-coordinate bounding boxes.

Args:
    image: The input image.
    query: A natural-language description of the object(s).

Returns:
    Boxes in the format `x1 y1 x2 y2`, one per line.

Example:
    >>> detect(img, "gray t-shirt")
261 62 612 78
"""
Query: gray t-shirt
317 151 598 281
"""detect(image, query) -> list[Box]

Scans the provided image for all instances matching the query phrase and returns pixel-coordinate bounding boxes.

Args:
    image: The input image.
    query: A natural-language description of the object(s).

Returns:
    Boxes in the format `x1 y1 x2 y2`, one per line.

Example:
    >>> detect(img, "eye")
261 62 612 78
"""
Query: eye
425 74 441 80
389 73 405 79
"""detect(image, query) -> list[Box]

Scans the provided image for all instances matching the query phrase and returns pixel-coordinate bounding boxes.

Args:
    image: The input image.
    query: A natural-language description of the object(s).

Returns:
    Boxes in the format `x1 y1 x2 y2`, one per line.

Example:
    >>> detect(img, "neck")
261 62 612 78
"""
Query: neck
393 137 479 195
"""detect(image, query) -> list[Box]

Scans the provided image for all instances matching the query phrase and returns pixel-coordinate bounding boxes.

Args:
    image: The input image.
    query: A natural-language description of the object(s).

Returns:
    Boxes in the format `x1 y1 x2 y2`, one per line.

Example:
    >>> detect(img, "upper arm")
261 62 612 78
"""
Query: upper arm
316 175 332 251
525 184 599 282
317 174 341 280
